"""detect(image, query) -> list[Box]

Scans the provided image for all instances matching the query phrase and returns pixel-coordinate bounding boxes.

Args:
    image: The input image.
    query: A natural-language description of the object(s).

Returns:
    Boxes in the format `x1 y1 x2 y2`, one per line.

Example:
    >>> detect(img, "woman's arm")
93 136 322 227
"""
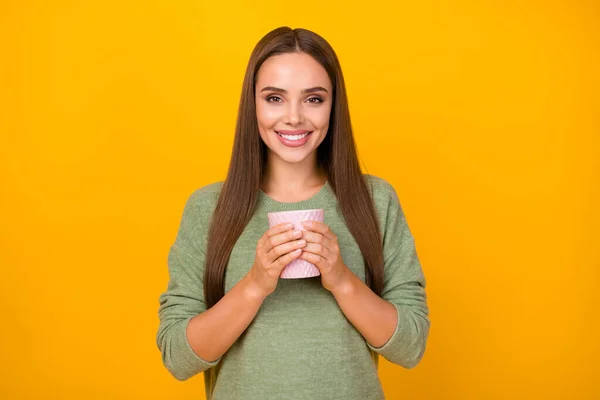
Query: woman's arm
330 273 398 348
332 179 430 369
331 261 429 369
185 275 265 363
157 188 266 381
157 243 266 381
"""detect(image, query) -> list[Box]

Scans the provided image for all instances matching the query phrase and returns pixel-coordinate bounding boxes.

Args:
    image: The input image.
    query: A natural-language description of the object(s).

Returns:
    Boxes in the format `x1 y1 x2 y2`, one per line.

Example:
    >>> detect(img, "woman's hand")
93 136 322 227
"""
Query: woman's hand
246 222 307 299
298 221 352 294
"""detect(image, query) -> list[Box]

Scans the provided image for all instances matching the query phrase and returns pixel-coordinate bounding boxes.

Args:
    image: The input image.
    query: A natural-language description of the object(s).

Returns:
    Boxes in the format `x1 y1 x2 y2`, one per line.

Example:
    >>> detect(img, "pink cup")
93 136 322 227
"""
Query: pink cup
267 209 324 279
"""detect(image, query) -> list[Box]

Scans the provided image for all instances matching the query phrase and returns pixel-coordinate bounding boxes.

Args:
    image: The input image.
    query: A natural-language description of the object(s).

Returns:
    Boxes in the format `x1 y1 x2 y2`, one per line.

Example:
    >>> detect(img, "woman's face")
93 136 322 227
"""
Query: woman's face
255 52 332 166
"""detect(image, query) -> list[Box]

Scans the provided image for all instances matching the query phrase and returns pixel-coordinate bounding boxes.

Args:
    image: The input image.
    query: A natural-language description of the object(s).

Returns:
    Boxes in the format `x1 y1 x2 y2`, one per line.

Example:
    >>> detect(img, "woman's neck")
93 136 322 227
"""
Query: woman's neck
261 167 327 203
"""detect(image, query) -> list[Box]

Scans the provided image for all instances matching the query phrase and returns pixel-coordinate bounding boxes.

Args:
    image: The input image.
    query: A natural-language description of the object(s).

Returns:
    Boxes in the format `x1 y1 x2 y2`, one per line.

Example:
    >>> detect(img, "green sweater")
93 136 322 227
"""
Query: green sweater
156 174 430 399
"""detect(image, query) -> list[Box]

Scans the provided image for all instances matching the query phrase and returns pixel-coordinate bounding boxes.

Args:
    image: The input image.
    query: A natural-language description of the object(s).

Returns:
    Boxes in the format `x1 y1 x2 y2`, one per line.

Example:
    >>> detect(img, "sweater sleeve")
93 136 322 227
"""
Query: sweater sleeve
366 179 430 369
156 188 221 381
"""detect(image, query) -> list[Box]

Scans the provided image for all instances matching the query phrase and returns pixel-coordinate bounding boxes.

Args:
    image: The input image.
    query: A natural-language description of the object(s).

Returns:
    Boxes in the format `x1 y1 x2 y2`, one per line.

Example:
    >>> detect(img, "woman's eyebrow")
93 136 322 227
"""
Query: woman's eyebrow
259 86 328 94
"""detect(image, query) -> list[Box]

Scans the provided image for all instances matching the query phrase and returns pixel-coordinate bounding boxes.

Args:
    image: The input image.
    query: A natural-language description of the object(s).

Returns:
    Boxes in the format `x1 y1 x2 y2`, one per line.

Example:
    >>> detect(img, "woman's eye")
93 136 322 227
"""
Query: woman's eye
265 96 323 104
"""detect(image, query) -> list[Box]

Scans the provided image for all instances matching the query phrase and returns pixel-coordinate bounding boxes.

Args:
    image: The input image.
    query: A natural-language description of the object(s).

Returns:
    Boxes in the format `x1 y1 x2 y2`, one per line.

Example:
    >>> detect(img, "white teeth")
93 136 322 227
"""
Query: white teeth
278 132 310 140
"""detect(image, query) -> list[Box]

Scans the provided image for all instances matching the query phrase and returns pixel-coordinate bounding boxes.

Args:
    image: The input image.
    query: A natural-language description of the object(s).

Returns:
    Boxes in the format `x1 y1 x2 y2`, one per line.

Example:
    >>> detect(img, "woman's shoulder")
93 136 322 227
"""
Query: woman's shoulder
185 180 224 211
195 180 225 195
363 173 397 200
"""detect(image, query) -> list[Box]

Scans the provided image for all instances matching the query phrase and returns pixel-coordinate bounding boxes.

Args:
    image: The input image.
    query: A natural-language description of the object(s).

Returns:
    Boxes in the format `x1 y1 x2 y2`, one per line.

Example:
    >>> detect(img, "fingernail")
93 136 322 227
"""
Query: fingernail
293 230 301 236
298 240 306 245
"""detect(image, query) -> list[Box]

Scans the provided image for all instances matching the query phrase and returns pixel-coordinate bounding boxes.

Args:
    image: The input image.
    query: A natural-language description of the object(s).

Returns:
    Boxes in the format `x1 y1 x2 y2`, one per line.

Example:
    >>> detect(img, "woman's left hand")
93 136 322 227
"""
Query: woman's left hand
299 220 352 293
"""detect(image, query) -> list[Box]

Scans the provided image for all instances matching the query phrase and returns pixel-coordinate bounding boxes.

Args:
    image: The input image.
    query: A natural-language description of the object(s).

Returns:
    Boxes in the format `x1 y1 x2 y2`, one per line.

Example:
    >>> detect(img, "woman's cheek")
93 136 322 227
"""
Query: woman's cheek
265 109 282 121
311 106 331 127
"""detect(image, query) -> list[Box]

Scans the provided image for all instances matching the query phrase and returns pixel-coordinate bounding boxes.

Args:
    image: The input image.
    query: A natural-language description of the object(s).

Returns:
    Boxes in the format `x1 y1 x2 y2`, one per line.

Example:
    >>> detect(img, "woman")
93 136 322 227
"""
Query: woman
157 26 430 399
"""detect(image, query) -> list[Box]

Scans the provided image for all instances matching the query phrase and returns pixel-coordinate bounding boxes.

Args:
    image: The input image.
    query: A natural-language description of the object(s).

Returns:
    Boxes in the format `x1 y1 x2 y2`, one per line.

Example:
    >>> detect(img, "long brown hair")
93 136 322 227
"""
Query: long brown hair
204 26 384 308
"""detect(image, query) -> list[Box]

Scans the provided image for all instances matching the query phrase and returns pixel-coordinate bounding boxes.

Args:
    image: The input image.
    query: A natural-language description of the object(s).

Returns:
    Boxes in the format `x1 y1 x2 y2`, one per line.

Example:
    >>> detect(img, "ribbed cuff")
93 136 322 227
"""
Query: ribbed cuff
178 315 221 372
366 302 401 353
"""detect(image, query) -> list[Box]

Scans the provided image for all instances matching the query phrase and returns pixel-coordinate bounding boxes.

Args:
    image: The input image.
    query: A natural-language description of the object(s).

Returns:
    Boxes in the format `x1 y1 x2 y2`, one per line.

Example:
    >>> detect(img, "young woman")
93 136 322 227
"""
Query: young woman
157 26 430 399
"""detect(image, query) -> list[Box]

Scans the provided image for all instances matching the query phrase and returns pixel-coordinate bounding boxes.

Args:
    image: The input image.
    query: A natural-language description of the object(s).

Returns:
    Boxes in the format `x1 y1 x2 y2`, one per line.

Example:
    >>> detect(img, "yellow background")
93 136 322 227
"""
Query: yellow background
1 0 598 398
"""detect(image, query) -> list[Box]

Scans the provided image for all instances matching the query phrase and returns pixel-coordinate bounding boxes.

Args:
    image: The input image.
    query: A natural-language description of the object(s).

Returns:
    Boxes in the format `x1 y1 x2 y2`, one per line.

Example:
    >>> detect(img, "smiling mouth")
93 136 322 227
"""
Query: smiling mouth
276 131 312 140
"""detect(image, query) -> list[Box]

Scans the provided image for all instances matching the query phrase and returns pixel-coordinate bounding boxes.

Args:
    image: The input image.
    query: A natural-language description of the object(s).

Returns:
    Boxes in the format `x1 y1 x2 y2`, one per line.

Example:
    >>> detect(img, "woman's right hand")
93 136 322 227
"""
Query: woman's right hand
246 222 307 299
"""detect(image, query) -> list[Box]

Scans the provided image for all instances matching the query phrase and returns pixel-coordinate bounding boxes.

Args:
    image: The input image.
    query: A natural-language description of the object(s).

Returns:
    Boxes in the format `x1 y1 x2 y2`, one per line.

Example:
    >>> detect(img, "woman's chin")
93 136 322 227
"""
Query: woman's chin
271 148 313 164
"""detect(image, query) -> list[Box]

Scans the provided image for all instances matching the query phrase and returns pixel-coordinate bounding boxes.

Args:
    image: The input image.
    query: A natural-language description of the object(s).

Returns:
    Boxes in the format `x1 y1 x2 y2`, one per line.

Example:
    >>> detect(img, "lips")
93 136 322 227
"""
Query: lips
275 130 312 147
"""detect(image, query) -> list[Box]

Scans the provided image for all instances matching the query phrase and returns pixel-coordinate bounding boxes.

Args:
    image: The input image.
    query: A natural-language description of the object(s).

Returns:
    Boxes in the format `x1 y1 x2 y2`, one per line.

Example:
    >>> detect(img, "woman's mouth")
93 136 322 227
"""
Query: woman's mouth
275 131 313 147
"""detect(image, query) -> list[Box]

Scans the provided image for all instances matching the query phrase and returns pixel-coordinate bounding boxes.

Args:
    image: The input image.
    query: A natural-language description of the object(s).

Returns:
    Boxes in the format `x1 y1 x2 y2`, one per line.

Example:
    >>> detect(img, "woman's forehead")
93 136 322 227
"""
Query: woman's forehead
256 53 331 91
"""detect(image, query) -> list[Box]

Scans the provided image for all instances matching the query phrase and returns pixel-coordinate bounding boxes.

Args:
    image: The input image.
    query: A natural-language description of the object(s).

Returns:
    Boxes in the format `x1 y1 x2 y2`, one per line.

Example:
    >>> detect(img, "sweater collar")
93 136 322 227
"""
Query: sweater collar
257 180 336 212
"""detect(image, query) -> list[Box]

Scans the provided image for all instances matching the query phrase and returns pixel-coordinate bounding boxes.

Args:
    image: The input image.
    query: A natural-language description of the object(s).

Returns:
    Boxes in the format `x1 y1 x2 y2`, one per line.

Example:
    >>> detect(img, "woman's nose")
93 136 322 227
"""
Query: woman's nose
284 103 304 125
